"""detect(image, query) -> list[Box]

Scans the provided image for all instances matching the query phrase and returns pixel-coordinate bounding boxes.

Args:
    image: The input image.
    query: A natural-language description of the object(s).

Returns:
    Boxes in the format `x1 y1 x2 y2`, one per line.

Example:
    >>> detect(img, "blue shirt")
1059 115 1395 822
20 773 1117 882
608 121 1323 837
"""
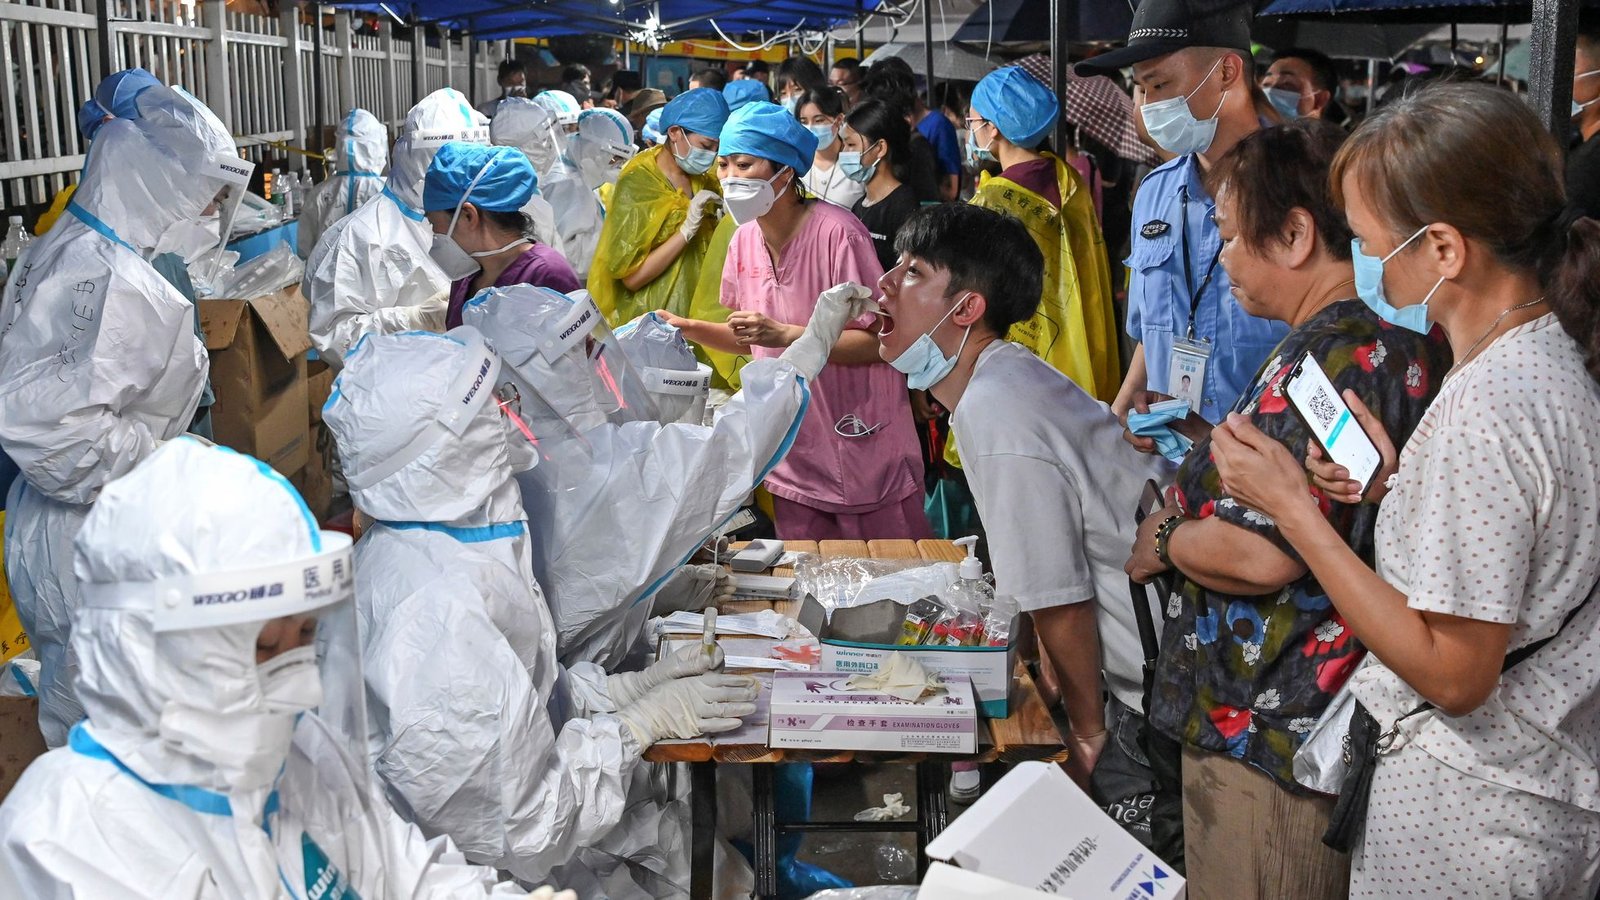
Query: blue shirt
1125 154 1287 423
917 110 962 177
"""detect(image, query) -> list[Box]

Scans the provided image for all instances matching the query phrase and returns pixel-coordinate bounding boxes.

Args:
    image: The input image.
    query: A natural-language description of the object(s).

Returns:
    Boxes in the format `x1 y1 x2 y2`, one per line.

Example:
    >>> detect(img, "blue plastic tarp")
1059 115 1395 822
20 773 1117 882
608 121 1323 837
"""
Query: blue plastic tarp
332 0 878 38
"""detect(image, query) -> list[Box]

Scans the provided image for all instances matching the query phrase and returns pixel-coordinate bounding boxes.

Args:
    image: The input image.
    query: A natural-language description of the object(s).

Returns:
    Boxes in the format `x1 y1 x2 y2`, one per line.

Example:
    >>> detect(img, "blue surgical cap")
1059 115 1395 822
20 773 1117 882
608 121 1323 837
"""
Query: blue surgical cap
79 67 163 140
77 100 111 141
971 66 1059 150
722 79 771 111
659 87 730 139
642 107 664 145
422 142 537 213
718 101 818 176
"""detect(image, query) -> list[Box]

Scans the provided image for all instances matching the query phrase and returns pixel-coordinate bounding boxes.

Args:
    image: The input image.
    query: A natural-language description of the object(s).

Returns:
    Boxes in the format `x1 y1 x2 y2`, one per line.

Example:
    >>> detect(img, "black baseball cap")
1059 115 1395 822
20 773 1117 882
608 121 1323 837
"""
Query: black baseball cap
1075 0 1252 74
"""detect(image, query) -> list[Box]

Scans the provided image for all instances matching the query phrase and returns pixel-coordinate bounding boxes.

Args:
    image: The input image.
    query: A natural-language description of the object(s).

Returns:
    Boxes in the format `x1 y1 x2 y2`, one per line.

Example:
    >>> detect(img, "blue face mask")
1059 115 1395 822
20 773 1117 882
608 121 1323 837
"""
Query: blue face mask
782 95 800 115
807 122 836 151
838 144 879 183
965 127 995 166
888 293 973 390
1140 57 1226 157
671 132 716 175
1351 225 1440 334
1265 87 1304 121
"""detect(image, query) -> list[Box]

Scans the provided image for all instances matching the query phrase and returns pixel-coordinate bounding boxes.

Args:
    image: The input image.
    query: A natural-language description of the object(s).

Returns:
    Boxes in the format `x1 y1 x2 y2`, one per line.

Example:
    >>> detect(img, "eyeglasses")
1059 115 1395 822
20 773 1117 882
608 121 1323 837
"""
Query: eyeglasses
964 117 990 128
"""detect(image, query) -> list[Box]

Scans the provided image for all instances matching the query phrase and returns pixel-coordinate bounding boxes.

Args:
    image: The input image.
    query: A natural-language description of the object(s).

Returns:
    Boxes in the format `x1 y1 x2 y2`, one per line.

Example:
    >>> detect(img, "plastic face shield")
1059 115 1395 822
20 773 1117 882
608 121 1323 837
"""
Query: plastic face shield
78 531 368 757
196 152 255 287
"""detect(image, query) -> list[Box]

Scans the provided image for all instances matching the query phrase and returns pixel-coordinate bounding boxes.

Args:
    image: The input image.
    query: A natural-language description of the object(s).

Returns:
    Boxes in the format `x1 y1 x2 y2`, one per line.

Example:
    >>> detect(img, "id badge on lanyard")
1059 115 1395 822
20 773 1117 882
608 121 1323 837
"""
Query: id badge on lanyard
1172 182 1220 411
1169 338 1210 409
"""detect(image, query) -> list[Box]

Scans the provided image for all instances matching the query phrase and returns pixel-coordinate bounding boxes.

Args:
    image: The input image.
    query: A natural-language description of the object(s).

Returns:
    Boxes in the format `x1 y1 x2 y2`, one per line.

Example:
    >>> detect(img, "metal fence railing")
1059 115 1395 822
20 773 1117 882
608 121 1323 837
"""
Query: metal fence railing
0 0 511 212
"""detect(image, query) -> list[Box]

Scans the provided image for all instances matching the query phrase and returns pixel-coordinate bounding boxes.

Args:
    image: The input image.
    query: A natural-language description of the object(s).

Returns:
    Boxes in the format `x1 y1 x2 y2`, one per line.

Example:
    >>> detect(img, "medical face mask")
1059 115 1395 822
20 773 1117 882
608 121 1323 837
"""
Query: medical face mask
782 94 801 114
257 644 323 714
1140 58 1227 156
722 168 790 225
1265 86 1305 120
429 159 500 280
839 143 880 183
1574 72 1600 117
672 132 716 175
888 293 974 390
965 126 996 165
1350 226 1440 334
807 122 837 151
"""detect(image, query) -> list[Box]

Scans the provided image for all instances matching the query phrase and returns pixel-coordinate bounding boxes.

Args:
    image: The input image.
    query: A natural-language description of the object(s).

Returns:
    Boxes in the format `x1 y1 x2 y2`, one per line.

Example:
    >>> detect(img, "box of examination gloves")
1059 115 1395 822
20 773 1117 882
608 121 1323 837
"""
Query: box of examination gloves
767 670 977 753
924 761 1186 899
795 594 1017 718
200 285 311 478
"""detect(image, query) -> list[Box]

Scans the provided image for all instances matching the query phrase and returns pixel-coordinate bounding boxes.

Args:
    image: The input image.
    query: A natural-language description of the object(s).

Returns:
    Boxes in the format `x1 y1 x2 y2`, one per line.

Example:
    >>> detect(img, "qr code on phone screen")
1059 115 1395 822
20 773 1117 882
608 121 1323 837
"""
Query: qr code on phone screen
1308 390 1338 430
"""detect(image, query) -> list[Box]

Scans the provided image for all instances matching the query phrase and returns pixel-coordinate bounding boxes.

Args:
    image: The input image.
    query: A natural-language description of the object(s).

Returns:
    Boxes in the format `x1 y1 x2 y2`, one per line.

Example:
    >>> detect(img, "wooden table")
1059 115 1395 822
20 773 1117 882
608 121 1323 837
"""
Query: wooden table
644 540 1068 899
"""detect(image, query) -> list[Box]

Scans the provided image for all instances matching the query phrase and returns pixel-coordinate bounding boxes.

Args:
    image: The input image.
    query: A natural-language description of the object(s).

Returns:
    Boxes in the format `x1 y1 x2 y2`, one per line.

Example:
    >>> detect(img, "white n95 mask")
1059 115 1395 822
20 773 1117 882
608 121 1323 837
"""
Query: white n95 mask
722 168 791 225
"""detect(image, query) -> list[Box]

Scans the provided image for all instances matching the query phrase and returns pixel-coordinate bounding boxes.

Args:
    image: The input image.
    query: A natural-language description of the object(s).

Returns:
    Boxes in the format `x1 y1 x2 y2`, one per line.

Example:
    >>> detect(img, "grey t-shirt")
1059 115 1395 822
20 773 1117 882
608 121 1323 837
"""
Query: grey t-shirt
953 340 1173 711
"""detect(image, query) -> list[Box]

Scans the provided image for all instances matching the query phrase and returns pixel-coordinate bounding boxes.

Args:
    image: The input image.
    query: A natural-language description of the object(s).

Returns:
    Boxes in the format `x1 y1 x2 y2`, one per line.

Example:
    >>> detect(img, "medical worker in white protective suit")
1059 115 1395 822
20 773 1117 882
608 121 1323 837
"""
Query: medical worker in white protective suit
0 438 567 899
492 94 595 275
568 106 637 192
297 108 389 259
464 279 872 669
322 327 760 897
0 81 245 748
305 87 488 367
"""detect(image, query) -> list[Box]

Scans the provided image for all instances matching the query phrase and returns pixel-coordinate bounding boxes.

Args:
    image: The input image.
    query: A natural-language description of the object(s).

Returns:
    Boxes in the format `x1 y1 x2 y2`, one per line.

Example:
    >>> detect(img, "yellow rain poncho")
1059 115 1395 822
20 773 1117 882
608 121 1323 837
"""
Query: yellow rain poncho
588 143 721 326
686 213 748 390
970 152 1119 402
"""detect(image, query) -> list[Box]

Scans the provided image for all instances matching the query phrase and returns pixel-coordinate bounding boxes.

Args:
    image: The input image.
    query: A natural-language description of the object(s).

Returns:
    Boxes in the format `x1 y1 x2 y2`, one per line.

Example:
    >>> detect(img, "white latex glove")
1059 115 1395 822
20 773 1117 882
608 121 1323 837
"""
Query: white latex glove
680 190 722 242
608 641 726 707
651 563 738 615
527 887 577 900
780 281 876 380
614 673 761 749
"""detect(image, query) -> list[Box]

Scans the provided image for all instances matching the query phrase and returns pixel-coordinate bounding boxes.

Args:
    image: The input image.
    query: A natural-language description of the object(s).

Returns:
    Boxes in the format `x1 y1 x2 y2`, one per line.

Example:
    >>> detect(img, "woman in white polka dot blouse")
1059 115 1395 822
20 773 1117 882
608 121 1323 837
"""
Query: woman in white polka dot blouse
1205 82 1600 897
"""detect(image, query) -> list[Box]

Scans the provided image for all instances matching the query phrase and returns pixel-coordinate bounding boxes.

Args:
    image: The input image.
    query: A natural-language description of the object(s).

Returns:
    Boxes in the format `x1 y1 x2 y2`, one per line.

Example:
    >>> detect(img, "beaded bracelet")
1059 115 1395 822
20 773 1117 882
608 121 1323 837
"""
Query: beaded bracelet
1154 514 1186 568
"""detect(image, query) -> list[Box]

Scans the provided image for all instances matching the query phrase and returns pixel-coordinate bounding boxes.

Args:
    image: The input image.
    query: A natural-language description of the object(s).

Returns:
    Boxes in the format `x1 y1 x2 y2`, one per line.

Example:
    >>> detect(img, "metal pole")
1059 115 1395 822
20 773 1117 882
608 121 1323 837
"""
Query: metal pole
1529 0 1580 143
922 0 934 111
311 5 326 158
1050 0 1066 152
94 0 113 83
468 30 479 101
410 19 424 106
1497 4 1510 85
855 0 865 58
1366 58 1376 116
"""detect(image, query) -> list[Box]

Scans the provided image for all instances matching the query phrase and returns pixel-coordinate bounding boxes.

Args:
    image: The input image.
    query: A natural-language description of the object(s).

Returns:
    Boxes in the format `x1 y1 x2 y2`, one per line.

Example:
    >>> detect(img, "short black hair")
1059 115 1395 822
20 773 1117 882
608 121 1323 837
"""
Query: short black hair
1580 10 1600 45
1273 47 1337 93
893 204 1043 336
497 58 525 83
561 63 590 83
743 60 770 75
694 66 729 90
800 86 847 118
831 57 861 74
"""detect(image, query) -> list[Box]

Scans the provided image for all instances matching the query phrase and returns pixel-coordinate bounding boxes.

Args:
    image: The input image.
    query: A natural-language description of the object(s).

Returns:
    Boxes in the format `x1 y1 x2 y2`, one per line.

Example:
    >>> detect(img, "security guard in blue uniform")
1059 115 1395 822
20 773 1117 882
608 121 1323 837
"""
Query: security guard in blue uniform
1080 0 1288 426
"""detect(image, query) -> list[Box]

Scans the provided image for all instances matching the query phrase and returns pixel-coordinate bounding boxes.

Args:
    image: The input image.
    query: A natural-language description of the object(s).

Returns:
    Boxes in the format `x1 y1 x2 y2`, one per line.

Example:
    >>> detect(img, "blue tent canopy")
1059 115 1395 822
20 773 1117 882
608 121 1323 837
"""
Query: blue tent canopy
332 0 878 39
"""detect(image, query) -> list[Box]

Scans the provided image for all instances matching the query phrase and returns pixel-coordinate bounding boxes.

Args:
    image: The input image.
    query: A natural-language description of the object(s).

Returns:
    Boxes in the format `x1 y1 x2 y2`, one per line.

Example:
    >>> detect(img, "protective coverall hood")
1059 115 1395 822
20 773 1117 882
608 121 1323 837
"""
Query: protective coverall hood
70 438 327 795
461 285 650 437
334 107 389 176
324 327 526 525
389 88 490 210
73 82 243 252
491 96 565 180
615 313 711 424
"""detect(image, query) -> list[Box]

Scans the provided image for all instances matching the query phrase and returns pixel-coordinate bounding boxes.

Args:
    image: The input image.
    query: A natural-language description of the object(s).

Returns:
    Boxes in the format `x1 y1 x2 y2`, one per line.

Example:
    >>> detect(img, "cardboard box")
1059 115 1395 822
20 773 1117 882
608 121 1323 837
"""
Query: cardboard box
767 670 977 753
200 286 311 477
307 359 333 423
919 862 1059 899
925 761 1186 899
797 594 1017 718
0 697 47 804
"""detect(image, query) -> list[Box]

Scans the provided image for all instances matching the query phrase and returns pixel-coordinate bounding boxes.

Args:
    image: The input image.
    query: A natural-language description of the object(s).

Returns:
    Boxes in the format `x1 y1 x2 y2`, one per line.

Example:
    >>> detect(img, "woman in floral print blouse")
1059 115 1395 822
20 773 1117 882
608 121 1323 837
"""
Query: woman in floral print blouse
1122 121 1451 899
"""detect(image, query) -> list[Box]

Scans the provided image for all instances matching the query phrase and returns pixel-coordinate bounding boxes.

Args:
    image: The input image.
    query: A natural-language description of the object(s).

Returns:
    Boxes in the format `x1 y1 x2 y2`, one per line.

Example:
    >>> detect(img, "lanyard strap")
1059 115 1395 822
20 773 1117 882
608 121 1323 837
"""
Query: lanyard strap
1178 182 1223 342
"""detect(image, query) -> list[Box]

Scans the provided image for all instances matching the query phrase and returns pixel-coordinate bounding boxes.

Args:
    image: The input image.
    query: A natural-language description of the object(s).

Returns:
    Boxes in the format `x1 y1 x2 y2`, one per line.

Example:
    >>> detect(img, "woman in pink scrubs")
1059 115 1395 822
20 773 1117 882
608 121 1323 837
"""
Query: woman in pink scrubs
663 102 929 541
